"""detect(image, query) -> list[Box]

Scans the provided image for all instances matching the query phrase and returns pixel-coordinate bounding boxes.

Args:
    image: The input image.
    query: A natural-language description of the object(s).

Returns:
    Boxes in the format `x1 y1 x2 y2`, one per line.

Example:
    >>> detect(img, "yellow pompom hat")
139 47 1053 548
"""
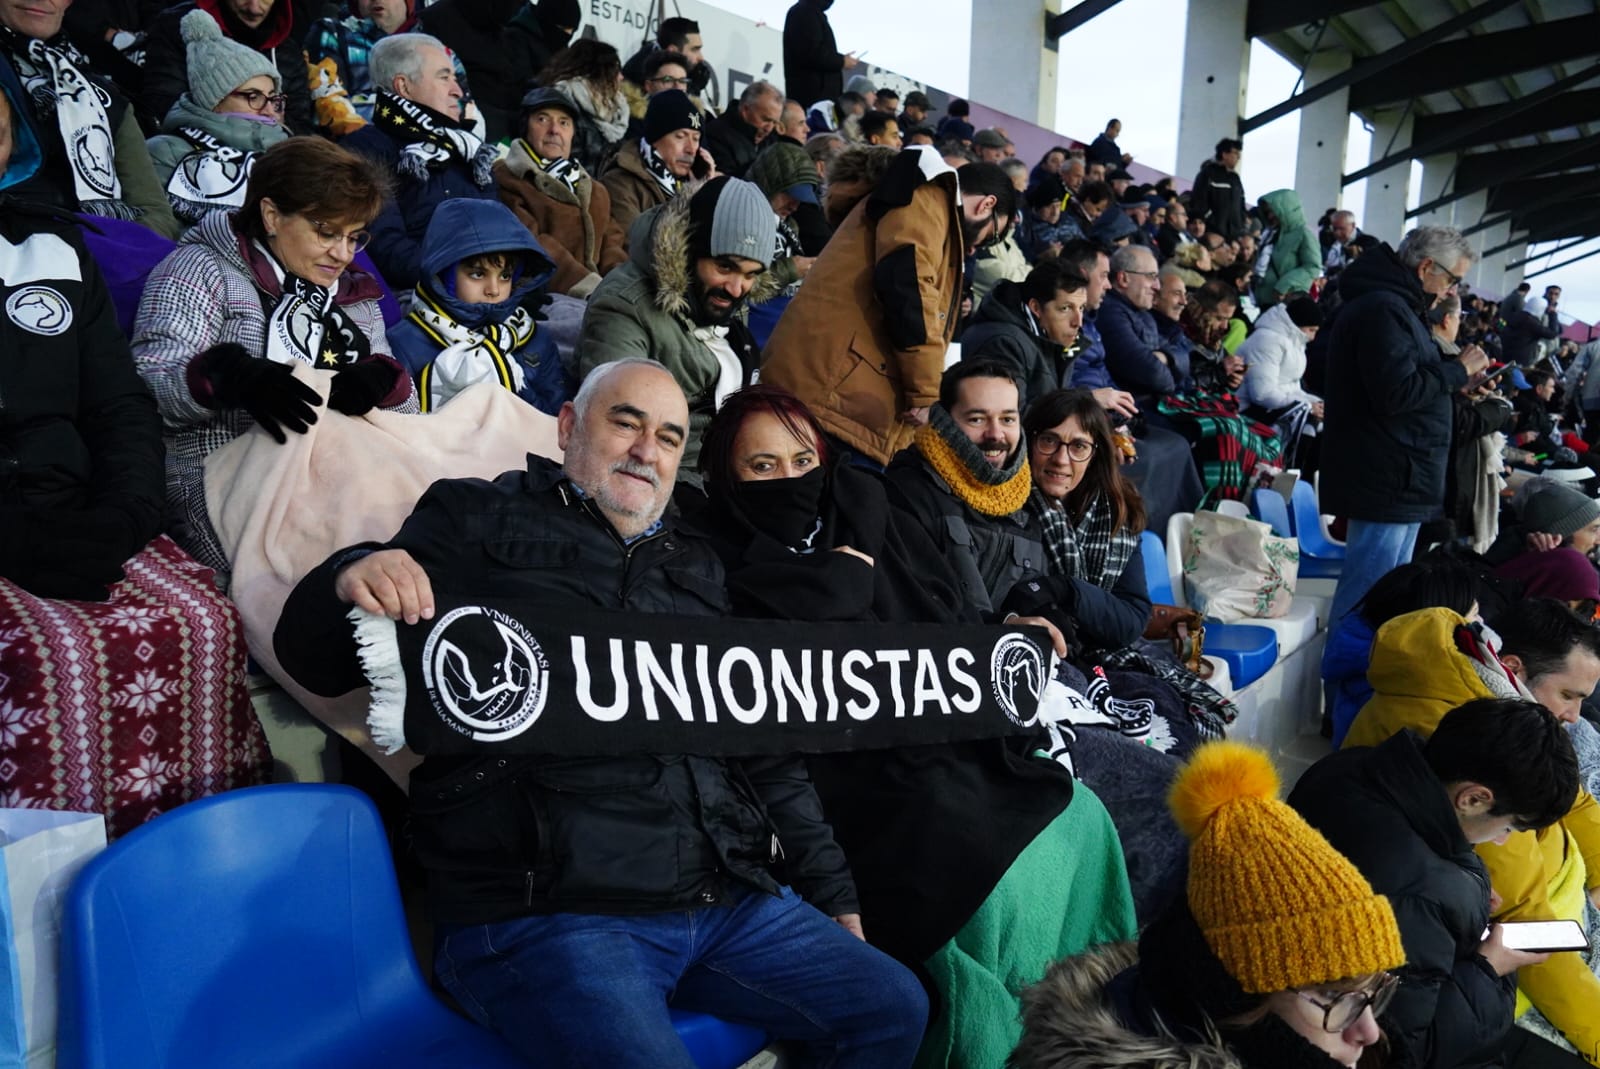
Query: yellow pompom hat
1169 740 1407 994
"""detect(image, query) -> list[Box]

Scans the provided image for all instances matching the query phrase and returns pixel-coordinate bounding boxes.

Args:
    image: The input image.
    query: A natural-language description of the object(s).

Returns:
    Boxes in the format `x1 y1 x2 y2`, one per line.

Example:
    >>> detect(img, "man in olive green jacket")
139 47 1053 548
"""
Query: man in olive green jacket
571 176 779 483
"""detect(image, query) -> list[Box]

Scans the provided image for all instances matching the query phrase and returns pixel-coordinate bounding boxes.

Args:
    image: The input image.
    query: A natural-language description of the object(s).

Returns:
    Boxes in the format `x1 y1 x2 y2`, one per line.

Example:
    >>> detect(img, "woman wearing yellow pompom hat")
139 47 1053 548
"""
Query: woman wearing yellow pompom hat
1008 740 1409 1069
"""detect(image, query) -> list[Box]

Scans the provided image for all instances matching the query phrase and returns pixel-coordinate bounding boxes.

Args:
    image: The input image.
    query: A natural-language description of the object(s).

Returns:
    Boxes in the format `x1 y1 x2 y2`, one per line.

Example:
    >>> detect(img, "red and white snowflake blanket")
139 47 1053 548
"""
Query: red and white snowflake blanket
0 536 269 837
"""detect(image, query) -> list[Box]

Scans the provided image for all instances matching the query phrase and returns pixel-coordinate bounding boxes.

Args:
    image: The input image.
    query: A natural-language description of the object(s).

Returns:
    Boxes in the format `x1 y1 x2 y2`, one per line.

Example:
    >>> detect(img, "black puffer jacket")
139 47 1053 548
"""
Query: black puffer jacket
962 279 1075 410
1288 731 1512 1069
275 454 857 925
1189 159 1246 242
0 203 165 585
1319 244 1469 523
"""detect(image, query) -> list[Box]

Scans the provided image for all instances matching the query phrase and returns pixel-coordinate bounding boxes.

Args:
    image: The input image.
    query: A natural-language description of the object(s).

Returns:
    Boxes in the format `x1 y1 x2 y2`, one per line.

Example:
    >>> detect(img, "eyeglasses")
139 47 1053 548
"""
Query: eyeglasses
1432 261 1465 287
1124 269 1159 279
304 217 372 254
229 88 288 114
1033 432 1095 463
648 75 690 88
1298 973 1398 1033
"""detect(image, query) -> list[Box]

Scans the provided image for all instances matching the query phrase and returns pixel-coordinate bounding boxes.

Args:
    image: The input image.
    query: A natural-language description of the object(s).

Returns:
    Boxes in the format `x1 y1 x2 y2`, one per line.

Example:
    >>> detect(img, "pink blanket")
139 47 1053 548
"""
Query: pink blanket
204 366 561 783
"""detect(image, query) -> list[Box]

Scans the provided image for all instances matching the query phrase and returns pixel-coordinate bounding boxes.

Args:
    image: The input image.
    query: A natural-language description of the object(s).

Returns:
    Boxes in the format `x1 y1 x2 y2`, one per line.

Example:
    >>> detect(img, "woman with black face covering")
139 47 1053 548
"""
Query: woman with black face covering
691 385 1138 1069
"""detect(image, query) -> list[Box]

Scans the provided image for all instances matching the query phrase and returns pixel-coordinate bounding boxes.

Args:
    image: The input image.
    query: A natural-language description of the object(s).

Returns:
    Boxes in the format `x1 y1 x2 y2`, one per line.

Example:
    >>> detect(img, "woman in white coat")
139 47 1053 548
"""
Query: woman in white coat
1235 295 1324 467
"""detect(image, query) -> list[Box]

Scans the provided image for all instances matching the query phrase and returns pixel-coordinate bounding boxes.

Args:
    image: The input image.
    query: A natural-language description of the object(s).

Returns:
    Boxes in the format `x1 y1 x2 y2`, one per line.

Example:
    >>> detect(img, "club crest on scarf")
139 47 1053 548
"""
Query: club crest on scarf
421 606 550 743
990 632 1046 726
167 128 255 224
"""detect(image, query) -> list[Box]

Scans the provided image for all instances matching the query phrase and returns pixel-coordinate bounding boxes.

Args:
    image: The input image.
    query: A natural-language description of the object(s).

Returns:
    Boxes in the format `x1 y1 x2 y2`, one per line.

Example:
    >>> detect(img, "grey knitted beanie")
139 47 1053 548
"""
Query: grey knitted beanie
182 9 282 112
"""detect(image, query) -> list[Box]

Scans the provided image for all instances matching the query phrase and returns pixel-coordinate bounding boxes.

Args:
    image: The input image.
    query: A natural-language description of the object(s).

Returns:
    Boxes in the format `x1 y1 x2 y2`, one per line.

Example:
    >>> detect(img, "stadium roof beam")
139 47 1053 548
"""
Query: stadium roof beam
1349 12 1600 109
1239 0 1522 134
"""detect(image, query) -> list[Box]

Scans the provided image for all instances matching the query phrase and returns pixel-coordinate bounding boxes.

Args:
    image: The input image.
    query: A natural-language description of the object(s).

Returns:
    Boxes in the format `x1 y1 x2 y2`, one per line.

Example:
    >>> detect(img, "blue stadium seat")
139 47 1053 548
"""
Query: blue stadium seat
57 784 767 1069
1289 480 1348 576
1252 487 1341 580
1140 530 1278 687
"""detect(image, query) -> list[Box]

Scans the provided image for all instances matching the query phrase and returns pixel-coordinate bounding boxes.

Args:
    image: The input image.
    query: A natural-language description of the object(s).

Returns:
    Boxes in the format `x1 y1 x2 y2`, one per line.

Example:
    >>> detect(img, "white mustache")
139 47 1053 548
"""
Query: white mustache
613 460 660 487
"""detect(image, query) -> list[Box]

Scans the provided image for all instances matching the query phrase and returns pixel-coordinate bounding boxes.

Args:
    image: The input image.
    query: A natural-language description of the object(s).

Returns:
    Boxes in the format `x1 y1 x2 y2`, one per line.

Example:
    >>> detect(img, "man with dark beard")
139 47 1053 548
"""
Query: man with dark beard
884 360 1062 630
761 150 1017 466
573 177 779 484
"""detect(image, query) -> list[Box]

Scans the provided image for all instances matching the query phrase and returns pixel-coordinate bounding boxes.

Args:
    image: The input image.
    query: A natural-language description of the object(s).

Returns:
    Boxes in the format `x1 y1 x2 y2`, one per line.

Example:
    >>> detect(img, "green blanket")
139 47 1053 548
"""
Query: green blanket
913 783 1137 1069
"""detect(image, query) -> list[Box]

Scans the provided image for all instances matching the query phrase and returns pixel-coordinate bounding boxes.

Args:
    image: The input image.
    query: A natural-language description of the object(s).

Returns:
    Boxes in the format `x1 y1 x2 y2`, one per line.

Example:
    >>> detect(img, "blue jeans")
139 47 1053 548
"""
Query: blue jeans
435 886 929 1068
1328 519 1423 624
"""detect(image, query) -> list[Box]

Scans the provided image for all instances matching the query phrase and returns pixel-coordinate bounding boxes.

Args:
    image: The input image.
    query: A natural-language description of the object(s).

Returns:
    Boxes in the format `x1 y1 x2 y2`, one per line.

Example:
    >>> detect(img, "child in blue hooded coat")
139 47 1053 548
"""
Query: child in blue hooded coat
388 199 565 414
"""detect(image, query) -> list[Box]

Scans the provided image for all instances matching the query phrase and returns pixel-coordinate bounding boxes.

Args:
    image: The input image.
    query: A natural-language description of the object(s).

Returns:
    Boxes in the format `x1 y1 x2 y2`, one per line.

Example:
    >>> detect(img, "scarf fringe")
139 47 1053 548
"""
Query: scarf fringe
348 606 409 754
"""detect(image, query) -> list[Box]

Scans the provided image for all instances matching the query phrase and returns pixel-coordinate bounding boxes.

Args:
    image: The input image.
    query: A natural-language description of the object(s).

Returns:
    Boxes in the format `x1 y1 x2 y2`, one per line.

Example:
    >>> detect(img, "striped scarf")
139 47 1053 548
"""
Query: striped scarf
405 288 537 412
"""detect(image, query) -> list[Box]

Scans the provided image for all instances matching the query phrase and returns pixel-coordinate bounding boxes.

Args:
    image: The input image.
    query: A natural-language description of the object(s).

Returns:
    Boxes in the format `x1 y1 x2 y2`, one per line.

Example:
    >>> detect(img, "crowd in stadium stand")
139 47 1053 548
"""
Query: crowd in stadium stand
8 0 1600 1066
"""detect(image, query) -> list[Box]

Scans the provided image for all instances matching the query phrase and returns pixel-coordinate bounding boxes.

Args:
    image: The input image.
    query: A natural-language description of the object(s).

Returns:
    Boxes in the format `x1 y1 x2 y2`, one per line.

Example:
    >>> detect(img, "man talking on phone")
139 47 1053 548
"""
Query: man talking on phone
1289 699 1578 1069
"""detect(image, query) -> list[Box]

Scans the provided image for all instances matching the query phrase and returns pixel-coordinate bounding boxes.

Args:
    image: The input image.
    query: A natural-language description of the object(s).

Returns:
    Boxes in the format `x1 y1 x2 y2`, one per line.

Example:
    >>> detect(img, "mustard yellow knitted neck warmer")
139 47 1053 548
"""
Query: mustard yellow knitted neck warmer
914 409 1033 518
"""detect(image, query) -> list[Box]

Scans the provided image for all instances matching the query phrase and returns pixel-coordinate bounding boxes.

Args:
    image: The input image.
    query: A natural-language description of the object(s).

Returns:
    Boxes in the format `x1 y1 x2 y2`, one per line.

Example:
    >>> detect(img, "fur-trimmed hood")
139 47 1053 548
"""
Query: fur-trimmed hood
626 192 783 323
1010 944 1243 1069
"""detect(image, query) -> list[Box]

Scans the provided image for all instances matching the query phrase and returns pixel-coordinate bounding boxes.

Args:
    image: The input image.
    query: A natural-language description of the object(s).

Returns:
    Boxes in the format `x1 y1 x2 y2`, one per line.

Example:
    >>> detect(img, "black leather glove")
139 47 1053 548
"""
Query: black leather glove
188 343 322 443
327 359 401 417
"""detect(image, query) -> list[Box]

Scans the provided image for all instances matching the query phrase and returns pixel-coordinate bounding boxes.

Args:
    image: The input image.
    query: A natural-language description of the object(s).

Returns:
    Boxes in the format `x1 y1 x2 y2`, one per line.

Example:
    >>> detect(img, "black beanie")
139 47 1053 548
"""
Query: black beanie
645 89 702 145
1286 296 1323 329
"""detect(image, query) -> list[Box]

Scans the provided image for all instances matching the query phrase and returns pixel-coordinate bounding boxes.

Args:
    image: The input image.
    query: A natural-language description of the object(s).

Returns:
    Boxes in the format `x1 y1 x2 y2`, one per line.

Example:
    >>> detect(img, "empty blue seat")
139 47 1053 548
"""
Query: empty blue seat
58 784 767 1069
1252 487 1341 579
1140 529 1278 688
1290 480 1347 577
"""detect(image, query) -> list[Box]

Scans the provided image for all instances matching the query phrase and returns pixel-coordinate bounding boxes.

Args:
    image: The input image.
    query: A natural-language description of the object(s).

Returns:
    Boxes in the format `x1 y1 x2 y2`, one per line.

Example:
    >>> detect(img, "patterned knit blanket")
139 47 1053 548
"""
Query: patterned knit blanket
0 536 267 837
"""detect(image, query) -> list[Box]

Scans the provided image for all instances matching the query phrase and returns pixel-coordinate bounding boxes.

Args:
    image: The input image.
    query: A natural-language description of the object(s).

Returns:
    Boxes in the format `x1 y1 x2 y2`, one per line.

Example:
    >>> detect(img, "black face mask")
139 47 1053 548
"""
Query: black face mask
728 467 827 550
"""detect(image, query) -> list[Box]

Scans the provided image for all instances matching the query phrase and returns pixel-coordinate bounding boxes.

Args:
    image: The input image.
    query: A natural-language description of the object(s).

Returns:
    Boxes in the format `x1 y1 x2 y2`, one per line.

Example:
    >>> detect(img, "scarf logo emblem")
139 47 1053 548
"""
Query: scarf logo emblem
6 285 73 336
71 126 117 198
990 632 1045 727
421 606 550 743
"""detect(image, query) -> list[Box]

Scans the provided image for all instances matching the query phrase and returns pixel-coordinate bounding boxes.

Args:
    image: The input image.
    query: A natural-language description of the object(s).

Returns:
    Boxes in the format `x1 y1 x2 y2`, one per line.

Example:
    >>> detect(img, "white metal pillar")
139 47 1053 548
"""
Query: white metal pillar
1293 49 1352 217
1502 232 1529 292
1412 154 1457 230
969 0 1058 129
1176 0 1249 185
1363 110 1414 244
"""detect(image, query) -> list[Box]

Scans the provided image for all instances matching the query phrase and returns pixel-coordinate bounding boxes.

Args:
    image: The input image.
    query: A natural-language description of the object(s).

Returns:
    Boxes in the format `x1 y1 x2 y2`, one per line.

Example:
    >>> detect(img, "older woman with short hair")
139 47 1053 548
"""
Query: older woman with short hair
132 136 417 576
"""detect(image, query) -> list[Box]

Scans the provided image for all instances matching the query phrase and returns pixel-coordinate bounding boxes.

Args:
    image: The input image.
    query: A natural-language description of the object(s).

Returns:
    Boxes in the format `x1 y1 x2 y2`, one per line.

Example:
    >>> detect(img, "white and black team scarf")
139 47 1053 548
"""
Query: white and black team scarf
527 144 585 192
405 290 538 412
639 137 681 198
255 245 371 370
0 28 132 219
375 90 496 188
166 127 256 224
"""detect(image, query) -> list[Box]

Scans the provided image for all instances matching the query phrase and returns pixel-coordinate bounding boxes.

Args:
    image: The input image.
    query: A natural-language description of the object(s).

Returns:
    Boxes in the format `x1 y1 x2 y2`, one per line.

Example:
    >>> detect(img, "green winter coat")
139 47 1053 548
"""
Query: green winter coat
146 95 289 229
1254 189 1323 308
571 194 780 482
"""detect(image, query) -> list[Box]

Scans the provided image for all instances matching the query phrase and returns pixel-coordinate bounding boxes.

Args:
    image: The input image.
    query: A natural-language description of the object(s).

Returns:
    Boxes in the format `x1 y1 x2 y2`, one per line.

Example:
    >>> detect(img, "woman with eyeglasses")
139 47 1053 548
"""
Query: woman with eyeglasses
692 385 1139 1068
1021 388 1236 921
131 136 417 578
1011 740 1407 1069
145 11 289 231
